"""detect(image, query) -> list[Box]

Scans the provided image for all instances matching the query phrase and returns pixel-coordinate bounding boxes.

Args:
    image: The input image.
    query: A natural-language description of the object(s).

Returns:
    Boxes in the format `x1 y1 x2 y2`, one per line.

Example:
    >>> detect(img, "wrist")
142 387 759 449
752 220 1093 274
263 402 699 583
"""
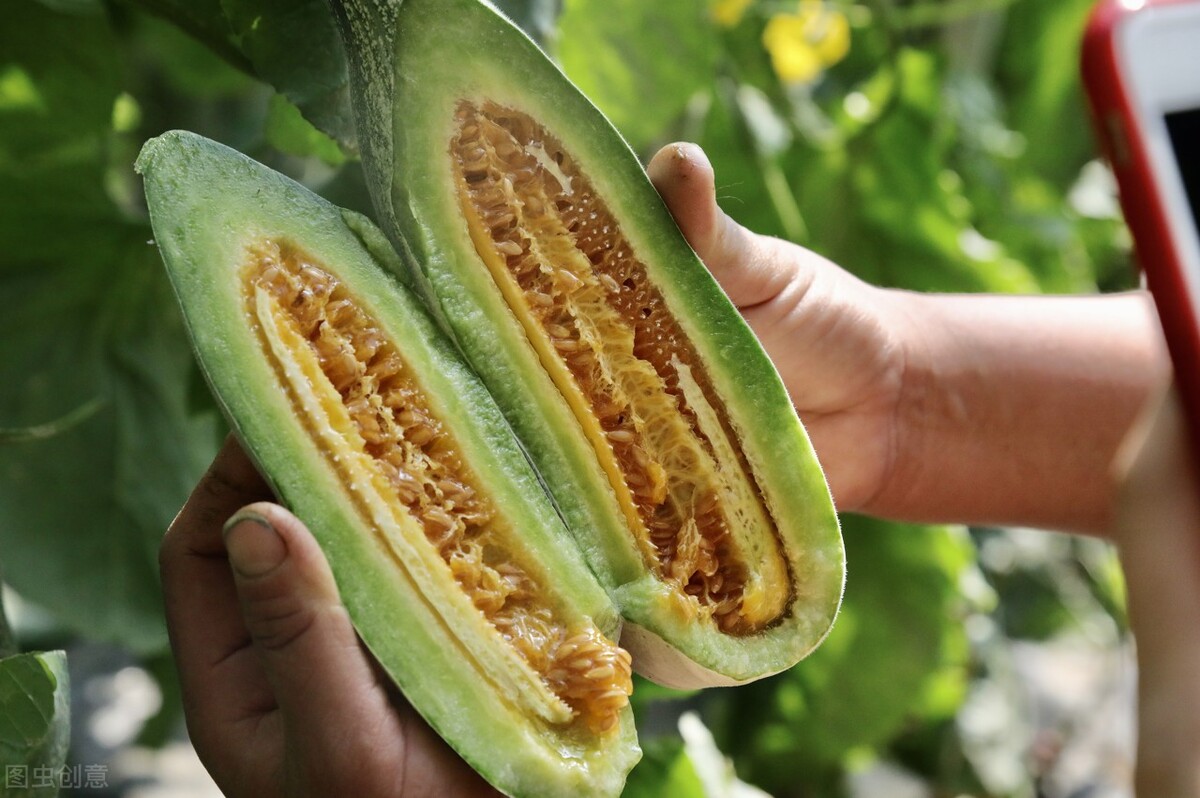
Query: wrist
857 291 1169 533
851 287 938 519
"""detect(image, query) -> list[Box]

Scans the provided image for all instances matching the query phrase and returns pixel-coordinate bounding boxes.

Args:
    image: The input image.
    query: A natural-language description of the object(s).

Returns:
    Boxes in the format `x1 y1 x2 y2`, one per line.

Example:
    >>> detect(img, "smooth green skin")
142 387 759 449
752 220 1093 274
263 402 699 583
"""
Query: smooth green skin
137 131 639 798
332 0 845 686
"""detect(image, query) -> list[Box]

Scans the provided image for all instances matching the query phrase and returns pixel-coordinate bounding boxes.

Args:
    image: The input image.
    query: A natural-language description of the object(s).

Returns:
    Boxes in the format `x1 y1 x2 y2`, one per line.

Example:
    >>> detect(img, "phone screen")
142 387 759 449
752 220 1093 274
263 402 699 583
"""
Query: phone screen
1166 108 1200 240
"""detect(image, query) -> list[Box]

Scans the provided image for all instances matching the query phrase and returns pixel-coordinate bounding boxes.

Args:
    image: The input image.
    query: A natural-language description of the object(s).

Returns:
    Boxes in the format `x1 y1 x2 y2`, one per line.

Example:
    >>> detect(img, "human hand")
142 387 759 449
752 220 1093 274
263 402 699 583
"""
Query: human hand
1110 389 1200 797
160 436 499 798
648 142 908 513
649 142 1167 532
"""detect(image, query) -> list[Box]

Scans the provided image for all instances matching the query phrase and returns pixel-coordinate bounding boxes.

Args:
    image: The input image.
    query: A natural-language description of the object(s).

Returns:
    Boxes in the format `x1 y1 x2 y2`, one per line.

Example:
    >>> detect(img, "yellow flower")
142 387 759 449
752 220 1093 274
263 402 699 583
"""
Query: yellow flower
762 1 851 84
712 0 753 28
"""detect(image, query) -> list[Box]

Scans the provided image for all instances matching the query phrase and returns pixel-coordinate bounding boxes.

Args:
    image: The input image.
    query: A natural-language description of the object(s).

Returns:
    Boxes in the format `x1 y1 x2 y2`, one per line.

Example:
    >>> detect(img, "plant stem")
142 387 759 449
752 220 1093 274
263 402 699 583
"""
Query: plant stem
0 579 18 660
0 397 106 445
761 158 810 243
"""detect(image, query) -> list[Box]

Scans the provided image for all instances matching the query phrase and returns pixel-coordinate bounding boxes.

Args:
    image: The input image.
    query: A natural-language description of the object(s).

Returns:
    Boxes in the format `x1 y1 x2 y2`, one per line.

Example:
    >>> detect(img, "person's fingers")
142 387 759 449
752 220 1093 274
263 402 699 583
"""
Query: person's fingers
225 502 498 797
161 437 277 736
646 143 725 257
164 439 500 796
168 435 273 554
222 503 388 731
1113 386 1195 499
225 502 422 796
647 141 798 309
646 141 907 512
1112 388 1200 796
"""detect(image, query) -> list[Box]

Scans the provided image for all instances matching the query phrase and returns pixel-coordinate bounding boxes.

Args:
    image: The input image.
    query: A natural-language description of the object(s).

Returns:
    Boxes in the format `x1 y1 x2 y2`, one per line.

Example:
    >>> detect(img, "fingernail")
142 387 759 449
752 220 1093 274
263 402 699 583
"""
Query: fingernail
675 141 710 170
223 510 287 578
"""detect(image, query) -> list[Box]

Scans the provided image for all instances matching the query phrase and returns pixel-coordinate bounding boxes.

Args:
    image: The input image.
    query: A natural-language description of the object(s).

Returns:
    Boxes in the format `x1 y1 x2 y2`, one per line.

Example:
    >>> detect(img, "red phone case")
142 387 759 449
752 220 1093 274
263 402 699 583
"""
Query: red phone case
1082 0 1200 454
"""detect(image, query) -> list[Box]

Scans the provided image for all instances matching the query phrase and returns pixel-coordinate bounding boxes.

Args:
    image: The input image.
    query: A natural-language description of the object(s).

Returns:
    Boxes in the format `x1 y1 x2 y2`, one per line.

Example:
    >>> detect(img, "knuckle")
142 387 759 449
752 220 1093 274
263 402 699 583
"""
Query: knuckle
234 567 330 654
245 596 319 653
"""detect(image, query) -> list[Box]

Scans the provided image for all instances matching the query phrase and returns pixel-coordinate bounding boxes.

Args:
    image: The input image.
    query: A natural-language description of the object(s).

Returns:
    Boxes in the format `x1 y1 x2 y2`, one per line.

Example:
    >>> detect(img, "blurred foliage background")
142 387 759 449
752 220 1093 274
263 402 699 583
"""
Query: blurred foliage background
0 0 1137 795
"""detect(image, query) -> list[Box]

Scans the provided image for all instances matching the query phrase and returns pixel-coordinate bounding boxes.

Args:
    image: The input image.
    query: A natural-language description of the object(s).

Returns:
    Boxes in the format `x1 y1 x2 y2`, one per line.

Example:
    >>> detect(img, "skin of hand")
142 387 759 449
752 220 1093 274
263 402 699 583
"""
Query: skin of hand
647 141 1170 533
159 436 500 798
1111 389 1200 797
647 142 908 515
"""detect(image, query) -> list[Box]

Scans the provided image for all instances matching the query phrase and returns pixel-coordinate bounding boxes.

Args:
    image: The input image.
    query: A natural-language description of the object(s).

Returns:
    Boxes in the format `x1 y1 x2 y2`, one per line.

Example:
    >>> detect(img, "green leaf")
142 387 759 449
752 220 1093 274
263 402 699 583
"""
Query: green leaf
623 736 707 798
264 93 347 166
558 0 720 152
0 3 121 165
0 4 123 269
720 516 973 793
0 3 221 653
0 230 220 654
0 651 70 798
996 0 1099 189
123 0 355 149
129 12 257 100
834 50 1038 292
219 0 356 151
118 0 250 75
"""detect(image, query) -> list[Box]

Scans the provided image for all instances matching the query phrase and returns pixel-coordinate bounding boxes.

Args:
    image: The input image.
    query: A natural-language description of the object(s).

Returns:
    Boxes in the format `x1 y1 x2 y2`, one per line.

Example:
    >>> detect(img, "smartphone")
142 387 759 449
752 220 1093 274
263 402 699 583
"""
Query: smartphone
1083 0 1200 452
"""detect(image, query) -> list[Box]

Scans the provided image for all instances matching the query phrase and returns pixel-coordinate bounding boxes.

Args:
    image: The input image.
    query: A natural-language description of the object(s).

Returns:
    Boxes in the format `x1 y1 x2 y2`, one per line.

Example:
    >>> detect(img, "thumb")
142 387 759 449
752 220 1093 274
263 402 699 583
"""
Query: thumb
646 141 795 308
222 503 382 730
223 503 501 796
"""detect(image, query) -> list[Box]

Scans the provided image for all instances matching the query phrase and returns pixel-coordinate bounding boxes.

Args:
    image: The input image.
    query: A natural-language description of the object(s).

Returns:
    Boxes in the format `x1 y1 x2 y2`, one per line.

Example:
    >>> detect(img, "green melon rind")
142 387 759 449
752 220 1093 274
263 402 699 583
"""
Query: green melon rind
137 130 639 798
334 0 845 685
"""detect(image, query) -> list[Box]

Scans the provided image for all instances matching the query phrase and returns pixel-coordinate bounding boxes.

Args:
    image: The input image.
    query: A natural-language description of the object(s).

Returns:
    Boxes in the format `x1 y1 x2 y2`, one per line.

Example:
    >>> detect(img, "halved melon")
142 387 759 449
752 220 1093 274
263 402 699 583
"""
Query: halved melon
333 0 845 688
138 131 640 798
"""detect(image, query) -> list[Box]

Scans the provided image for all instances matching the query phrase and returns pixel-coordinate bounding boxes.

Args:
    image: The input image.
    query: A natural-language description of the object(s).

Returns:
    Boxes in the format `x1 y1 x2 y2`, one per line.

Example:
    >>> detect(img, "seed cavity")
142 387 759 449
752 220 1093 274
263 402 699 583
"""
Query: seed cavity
450 102 793 633
245 240 631 734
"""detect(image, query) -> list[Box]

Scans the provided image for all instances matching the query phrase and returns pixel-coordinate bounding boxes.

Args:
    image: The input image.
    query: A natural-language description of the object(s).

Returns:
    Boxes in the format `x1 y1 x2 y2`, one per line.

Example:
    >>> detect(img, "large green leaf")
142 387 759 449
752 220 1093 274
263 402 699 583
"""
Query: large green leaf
0 229 219 654
0 4 123 267
0 3 219 653
0 651 70 798
128 12 257 100
264 93 347 167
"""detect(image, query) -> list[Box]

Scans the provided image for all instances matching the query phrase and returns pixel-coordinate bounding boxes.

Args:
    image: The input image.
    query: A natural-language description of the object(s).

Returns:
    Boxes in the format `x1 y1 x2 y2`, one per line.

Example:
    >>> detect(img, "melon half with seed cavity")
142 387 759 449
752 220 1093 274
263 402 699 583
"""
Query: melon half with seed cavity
138 131 640 798
332 0 846 688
